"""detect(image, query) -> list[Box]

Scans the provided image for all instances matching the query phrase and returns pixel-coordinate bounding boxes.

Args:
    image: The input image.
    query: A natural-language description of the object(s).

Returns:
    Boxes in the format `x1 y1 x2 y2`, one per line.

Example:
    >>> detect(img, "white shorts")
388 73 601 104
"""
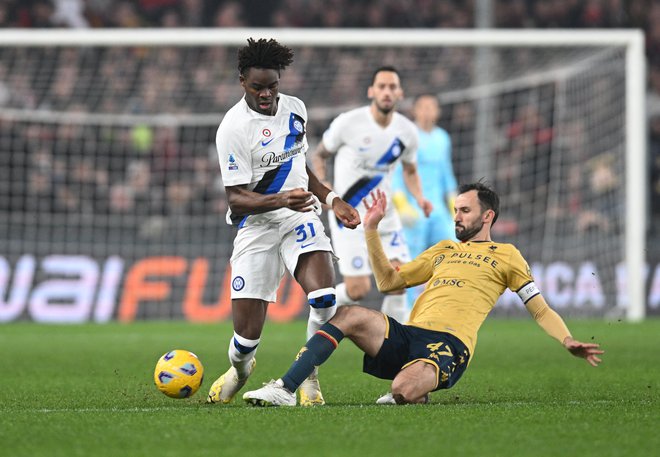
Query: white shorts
328 215 410 277
230 211 333 302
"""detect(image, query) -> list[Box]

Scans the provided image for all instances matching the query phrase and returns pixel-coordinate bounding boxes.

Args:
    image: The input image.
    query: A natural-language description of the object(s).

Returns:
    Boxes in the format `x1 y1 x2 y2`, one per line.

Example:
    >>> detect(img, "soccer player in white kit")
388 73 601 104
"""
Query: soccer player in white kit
312 66 433 323
207 38 360 406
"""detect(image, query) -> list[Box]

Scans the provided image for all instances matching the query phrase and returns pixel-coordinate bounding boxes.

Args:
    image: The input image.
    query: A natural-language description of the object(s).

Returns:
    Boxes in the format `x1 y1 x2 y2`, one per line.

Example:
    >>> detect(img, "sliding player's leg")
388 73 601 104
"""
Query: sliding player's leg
390 361 437 404
243 305 388 406
279 212 337 406
294 249 337 406
379 329 471 405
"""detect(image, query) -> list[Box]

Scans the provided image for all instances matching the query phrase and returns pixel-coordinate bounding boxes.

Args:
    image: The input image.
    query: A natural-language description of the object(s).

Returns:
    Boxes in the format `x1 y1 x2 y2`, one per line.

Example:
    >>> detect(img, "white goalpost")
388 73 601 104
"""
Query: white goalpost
0 29 646 322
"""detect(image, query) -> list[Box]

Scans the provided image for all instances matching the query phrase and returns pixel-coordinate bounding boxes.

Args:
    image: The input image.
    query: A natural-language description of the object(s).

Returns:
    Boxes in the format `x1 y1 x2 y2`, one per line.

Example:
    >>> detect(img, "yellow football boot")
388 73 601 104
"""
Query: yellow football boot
207 358 256 404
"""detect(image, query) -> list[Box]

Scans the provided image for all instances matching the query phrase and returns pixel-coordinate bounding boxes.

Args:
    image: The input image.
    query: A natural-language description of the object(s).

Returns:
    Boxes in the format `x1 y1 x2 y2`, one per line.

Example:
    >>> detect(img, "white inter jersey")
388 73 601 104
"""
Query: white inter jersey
216 93 309 228
323 106 418 230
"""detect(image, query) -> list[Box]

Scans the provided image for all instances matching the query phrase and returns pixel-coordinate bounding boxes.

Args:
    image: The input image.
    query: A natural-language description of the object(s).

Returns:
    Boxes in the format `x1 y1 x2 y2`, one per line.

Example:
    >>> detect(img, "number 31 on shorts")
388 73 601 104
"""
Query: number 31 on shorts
294 223 317 243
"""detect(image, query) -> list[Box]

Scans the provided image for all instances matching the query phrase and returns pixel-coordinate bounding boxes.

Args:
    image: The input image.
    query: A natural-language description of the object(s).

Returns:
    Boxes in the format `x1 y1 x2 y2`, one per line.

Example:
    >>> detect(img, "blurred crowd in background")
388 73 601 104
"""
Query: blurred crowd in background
0 0 655 31
0 0 658 243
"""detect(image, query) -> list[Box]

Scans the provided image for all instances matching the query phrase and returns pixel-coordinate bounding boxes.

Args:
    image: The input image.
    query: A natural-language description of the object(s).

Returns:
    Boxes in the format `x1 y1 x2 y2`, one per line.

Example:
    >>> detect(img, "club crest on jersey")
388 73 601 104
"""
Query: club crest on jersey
228 154 238 171
293 120 303 133
434 254 445 267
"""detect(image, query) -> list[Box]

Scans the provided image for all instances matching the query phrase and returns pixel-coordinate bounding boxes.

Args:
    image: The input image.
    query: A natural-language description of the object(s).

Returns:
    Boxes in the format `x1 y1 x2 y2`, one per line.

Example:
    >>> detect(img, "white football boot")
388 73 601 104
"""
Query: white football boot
207 358 256 404
375 392 396 405
243 379 296 407
376 392 430 405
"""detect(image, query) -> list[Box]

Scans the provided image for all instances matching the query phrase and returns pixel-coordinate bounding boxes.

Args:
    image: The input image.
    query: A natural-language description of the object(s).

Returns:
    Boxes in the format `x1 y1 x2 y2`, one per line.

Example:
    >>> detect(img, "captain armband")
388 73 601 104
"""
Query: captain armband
517 281 540 304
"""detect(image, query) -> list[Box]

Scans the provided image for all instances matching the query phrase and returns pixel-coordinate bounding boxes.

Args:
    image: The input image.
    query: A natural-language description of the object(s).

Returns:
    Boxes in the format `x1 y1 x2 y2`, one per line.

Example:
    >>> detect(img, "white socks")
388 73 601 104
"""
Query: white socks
335 282 358 306
381 294 408 323
228 332 259 379
306 288 337 340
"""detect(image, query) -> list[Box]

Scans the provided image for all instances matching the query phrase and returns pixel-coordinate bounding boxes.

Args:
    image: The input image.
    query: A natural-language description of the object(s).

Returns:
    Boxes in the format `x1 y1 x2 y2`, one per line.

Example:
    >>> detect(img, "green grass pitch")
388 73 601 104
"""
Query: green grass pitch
1 319 658 457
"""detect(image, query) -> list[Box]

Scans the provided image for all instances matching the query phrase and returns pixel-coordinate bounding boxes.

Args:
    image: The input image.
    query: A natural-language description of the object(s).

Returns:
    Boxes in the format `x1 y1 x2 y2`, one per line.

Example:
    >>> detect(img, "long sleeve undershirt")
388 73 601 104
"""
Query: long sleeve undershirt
525 295 572 344
365 229 406 292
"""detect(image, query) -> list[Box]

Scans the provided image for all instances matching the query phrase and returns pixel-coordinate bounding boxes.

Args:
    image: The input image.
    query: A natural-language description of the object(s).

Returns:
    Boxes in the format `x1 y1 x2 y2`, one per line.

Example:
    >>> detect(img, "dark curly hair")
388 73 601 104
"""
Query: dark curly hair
237 38 294 76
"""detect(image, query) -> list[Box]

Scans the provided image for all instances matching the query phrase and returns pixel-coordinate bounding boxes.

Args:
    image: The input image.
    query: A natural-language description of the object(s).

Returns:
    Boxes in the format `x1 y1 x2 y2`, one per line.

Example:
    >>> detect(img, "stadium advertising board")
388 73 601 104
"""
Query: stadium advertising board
0 253 659 322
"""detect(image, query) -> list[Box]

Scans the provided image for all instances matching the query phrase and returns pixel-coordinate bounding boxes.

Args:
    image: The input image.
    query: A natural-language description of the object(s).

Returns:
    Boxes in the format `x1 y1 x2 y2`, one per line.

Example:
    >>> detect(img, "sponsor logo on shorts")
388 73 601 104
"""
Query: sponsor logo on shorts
232 276 245 291
352 256 364 269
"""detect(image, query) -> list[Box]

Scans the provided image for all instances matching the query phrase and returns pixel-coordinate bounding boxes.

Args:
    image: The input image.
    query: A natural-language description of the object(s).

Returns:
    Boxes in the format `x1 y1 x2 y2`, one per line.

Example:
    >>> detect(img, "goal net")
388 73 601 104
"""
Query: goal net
0 29 646 322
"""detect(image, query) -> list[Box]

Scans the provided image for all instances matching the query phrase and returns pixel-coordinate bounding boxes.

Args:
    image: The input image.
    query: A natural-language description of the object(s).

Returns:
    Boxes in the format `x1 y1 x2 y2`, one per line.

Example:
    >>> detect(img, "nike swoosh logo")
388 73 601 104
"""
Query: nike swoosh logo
358 147 370 152
301 242 316 249
261 138 275 146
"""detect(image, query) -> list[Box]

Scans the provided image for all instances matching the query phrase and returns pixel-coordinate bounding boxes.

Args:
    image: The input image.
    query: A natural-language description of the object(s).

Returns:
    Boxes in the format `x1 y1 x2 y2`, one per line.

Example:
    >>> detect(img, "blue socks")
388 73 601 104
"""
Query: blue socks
281 322 344 392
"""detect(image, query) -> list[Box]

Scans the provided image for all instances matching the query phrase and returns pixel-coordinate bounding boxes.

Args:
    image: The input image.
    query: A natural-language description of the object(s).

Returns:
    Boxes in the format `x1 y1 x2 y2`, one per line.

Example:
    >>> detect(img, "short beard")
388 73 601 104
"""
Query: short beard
375 101 395 115
455 221 483 242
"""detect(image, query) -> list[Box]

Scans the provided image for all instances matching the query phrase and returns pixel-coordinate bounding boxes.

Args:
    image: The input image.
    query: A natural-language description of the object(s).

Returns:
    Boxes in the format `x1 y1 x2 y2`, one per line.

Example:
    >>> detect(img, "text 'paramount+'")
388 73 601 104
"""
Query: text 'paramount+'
260 144 304 167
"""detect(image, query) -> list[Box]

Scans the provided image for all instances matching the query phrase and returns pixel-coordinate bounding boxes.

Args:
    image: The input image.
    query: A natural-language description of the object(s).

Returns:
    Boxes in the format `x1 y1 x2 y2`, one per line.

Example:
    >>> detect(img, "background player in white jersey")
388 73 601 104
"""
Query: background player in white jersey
208 38 360 407
392 94 458 311
311 66 433 323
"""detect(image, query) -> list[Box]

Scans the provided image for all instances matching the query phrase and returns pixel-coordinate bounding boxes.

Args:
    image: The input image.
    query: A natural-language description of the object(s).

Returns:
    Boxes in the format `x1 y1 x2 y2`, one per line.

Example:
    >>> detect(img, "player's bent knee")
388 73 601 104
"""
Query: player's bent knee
331 305 375 333
332 304 361 322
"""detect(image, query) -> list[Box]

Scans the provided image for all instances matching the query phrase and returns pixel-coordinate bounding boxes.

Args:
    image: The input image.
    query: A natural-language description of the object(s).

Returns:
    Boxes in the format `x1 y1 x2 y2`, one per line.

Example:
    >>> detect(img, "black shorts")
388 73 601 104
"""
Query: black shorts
363 315 470 391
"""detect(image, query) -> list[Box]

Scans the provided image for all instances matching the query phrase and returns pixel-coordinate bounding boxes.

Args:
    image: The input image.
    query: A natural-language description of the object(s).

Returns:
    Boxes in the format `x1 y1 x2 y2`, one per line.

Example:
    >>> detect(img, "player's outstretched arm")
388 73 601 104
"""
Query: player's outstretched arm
364 190 406 292
306 166 360 229
225 185 316 216
525 295 604 367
